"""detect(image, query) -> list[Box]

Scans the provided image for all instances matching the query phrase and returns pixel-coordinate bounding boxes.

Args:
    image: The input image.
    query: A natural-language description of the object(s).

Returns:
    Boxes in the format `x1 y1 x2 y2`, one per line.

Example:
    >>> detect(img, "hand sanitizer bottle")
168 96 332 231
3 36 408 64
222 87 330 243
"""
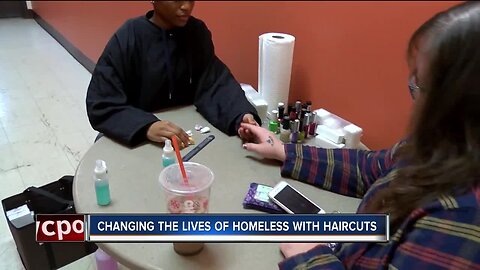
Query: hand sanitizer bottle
94 160 111 206
162 139 176 167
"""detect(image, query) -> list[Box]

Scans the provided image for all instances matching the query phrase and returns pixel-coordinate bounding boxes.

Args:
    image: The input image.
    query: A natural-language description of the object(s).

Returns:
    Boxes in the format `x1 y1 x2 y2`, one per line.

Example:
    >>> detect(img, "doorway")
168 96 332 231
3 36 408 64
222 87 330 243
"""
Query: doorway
0 1 28 18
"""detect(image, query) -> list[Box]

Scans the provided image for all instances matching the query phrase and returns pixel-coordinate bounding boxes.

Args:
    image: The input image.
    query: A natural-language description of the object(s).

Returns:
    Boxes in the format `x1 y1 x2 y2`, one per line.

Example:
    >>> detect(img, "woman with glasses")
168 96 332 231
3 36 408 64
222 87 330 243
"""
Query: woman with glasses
86 1 260 147
240 2 480 269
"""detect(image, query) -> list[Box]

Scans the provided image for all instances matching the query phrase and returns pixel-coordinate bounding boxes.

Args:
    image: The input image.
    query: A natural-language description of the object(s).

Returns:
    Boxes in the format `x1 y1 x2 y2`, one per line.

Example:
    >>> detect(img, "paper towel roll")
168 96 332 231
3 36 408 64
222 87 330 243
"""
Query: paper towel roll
258 33 295 115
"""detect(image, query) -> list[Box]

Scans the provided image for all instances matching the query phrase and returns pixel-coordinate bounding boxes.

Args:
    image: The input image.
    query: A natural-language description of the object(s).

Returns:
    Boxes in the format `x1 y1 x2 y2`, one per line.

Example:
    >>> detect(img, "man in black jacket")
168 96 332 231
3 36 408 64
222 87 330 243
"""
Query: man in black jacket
86 1 260 147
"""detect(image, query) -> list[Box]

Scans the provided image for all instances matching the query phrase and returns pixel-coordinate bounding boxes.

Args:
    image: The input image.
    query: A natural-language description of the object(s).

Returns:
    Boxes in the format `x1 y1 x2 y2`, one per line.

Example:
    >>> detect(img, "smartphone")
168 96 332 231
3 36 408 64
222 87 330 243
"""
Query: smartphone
268 181 325 214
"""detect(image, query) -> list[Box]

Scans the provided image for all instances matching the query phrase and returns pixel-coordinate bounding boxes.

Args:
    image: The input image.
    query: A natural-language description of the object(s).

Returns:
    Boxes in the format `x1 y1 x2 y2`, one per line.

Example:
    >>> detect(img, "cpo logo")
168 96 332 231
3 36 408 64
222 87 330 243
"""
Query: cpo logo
36 214 85 242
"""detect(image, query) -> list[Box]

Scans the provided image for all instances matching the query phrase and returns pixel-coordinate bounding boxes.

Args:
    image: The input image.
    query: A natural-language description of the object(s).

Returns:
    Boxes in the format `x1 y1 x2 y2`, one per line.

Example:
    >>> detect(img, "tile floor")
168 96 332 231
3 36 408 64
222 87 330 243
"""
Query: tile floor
0 18 124 269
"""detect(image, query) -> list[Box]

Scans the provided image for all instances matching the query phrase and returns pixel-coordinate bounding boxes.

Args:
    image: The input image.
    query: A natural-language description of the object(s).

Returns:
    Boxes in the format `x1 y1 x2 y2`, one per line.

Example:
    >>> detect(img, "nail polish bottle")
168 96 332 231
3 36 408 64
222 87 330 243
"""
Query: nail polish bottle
298 130 305 143
309 112 317 136
305 101 312 112
295 101 302 118
287 104 295 120
300 108 307 122
278 102 285 120
299 113 307 142
274 109 281 133
280 116 291 143
269 122 279 135
289 111 296 121
303 113 311 138
290 119 300 143
269 110 280 134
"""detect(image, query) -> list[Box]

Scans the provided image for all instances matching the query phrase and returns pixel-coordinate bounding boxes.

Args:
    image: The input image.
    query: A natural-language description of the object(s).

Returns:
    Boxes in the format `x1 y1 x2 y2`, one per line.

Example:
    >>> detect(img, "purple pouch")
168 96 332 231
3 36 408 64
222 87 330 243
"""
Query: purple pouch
243 183 286 214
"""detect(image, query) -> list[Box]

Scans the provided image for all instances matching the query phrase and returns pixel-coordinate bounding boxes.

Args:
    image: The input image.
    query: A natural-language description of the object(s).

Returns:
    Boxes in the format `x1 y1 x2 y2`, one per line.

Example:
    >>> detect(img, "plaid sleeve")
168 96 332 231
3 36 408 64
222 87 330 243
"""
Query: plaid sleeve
280 143 398 198
277 207 480 270
389 207 480 270
279 245 344 270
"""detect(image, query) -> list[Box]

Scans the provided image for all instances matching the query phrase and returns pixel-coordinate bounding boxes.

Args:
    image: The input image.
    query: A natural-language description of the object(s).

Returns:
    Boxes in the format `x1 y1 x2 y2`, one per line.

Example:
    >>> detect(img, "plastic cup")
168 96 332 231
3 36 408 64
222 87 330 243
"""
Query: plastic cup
159 162 214 255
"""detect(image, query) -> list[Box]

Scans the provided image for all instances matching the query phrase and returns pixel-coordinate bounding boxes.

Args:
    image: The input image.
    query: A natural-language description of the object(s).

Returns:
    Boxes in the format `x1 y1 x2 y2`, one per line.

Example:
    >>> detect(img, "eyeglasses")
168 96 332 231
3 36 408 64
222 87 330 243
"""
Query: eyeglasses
408 77 421 99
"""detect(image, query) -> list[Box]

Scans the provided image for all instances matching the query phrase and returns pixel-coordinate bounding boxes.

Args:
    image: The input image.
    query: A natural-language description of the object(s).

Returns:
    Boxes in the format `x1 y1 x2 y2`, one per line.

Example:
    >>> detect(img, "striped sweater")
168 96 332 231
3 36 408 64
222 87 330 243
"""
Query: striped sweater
279 143 480 270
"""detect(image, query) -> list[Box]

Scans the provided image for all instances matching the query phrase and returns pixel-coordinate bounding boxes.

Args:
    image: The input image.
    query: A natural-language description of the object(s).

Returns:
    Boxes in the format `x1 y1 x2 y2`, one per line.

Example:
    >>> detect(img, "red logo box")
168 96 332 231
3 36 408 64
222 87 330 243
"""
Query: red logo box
36 214 86 242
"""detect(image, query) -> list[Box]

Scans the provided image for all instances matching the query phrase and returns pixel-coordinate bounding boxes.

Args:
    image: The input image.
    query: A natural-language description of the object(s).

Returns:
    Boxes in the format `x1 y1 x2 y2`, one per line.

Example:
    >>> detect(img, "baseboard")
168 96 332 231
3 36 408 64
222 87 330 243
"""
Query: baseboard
24 9 34 19
32 11 95 73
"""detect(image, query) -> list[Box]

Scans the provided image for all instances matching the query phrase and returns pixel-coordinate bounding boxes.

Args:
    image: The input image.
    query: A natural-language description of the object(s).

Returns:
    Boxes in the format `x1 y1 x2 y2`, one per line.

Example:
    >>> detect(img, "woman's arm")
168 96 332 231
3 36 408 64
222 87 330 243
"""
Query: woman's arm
281 144 398 198
241 123 399 198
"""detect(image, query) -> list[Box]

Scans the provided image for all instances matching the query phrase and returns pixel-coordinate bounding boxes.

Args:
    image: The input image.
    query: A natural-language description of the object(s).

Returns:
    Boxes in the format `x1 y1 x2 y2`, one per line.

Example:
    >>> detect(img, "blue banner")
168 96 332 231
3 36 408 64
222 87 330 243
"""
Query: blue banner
87 214 388 242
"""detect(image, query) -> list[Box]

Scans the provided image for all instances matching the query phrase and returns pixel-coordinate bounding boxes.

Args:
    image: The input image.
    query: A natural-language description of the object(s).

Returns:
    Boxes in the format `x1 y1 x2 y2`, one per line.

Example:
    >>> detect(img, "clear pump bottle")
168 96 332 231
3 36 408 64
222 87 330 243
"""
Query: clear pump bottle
94 160 111 206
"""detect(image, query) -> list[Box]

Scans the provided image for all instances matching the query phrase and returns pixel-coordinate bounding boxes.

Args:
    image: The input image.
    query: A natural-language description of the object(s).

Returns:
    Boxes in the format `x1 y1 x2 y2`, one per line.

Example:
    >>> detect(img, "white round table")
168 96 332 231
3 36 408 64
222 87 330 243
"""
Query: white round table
73 106 361 270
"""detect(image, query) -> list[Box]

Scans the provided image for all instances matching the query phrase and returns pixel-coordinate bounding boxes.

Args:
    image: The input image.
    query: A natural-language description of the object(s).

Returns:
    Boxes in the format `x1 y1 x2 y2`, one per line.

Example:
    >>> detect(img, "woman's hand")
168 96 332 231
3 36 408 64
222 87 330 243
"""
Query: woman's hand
146 120 190 147
240 123 286 161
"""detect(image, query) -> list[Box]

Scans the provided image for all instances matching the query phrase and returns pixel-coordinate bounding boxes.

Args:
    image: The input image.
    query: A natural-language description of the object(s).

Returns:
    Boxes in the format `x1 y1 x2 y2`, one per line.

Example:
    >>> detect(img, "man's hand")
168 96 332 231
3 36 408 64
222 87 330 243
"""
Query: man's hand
242 113 258 125
280 243 324 258
238 113 259 141
146 120 190 147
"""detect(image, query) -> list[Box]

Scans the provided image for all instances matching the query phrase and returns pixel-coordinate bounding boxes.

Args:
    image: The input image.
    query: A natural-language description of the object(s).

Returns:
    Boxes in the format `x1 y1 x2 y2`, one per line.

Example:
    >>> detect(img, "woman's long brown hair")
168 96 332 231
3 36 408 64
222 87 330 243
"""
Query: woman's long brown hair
366 2 480 230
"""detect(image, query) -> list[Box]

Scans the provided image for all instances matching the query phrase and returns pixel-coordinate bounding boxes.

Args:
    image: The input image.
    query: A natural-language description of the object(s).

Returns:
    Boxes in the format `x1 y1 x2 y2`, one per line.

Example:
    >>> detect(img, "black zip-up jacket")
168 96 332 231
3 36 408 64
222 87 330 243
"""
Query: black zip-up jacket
86 11 260 146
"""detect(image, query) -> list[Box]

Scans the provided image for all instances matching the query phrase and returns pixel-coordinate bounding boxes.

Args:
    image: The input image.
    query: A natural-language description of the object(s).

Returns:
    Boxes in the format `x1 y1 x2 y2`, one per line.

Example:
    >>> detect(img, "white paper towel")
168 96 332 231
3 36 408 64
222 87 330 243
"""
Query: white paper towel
258 33 295 115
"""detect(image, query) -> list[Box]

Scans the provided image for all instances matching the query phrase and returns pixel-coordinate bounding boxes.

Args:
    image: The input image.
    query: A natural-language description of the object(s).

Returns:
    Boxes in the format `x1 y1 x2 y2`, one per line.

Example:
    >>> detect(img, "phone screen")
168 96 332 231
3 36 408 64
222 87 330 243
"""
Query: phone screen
274 185 321 214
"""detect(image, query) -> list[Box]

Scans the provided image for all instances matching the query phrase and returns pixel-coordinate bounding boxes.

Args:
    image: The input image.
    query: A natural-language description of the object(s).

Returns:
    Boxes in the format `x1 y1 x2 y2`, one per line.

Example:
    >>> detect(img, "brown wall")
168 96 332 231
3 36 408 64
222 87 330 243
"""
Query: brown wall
32 1 459 149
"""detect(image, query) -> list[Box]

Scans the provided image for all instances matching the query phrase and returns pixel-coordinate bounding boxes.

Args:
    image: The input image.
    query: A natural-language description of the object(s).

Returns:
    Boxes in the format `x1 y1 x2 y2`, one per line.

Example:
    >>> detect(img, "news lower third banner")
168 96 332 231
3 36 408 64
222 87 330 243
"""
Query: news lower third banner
85 214 388 242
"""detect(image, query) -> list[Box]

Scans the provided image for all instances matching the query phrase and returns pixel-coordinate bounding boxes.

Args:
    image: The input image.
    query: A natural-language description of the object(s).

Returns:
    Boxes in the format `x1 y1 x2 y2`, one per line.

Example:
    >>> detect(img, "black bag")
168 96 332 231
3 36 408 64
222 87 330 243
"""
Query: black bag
2 175 97 270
